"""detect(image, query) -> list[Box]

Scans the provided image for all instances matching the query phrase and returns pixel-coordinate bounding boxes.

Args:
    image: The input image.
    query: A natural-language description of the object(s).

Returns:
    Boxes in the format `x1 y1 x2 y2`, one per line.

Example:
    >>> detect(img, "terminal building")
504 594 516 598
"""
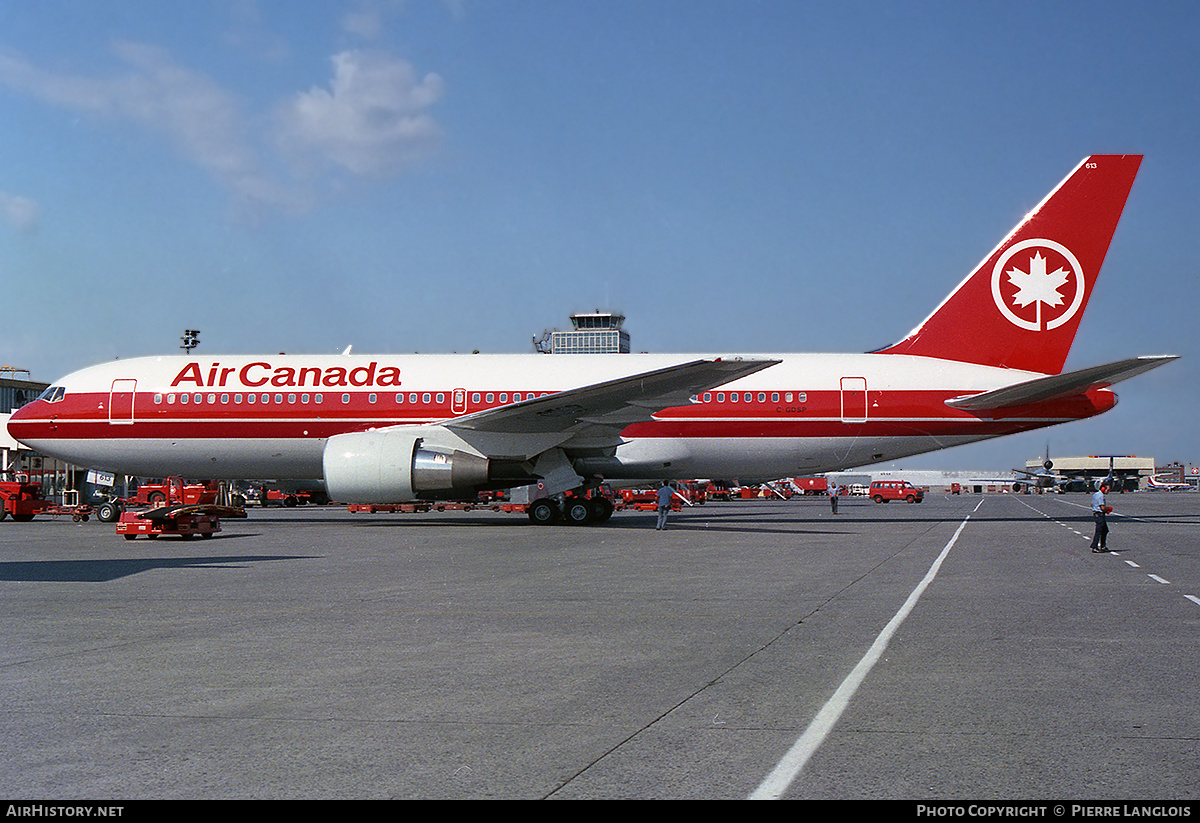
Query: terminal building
0 367 44 416
0 367 64 492
829 455 1178 495
2 367 47 470
1022 455 1158 493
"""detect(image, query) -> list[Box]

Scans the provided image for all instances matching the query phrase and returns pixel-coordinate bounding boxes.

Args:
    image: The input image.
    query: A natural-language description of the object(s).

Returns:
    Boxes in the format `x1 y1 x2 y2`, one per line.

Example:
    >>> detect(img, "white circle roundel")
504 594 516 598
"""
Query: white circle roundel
990 239 1085 331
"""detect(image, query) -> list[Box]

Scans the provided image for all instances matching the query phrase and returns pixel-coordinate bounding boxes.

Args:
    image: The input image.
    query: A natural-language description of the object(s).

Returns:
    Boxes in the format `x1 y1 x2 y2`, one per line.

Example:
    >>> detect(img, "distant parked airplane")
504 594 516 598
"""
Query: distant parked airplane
1146 473 1190 491
975 446 1084 493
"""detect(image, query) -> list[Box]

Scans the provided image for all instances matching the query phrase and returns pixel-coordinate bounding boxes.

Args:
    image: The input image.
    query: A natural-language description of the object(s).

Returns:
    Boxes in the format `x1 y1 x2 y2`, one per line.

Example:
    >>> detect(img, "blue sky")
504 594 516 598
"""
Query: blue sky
1 0 1196 472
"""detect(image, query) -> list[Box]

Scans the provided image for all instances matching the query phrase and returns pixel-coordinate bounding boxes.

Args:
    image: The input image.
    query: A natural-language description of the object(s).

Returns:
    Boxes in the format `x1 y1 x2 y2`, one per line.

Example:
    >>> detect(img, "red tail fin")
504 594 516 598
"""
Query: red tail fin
878 155 1142 375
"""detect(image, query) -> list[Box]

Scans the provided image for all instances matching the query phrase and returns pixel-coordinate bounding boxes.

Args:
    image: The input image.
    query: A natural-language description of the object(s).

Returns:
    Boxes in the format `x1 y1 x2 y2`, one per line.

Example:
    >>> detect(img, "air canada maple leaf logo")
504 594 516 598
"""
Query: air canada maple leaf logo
990 239 1085 331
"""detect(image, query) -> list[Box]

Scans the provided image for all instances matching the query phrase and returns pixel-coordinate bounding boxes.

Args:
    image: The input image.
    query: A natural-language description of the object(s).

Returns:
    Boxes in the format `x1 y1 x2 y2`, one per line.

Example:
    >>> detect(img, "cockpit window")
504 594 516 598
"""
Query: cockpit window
37 386 65 403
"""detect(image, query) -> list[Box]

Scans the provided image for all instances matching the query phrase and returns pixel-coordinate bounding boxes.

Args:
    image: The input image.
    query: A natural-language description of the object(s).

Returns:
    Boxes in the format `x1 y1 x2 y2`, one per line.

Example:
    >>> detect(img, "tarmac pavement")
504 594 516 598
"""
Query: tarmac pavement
1 493 1197 800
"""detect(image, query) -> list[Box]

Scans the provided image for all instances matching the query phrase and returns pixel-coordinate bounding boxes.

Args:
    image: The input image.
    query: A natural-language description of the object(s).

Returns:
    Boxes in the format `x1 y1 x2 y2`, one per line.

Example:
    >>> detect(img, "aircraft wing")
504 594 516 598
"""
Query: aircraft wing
945 355 1178 412
445 357 780 438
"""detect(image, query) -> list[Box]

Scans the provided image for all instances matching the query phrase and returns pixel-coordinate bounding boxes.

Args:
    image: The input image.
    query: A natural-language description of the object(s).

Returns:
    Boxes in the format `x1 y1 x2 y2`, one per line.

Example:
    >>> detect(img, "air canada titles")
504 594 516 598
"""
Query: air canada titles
171 360 403 389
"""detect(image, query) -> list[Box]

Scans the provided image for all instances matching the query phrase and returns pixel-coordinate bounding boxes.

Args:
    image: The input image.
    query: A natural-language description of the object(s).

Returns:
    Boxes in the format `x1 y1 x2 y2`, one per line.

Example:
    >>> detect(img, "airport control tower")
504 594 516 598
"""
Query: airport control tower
534 311 631 354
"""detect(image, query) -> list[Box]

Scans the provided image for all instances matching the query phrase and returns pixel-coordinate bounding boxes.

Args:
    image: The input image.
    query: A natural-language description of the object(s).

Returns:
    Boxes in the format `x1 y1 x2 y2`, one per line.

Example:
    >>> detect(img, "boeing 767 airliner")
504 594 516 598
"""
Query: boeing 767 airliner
7 155 1177 524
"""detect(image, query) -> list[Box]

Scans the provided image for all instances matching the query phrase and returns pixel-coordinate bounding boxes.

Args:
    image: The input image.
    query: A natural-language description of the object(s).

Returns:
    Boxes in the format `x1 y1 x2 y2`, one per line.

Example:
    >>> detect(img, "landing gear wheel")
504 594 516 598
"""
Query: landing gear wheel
564 499 592 525
589 496 614 523
528 499 559 525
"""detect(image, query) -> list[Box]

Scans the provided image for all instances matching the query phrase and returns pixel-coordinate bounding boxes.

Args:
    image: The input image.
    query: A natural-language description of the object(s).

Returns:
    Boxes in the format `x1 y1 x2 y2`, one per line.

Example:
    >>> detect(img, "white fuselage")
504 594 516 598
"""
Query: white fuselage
8 351 1113 485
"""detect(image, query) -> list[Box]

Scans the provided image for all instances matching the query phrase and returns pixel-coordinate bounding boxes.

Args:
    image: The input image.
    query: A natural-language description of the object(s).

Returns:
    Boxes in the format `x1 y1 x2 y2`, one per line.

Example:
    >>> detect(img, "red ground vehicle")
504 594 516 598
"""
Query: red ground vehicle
0 474 51 521
251 488 308 507
675 480 707 505
704 482 733 501
116 509 224 540
619 488 681 512
792 477 828 495
115 477 245 539
131 479 217 507
869 480 925 503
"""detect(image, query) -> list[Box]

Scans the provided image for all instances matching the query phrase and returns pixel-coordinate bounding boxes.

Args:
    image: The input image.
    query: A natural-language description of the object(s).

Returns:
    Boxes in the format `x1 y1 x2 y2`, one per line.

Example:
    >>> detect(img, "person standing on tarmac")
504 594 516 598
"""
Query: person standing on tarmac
829 481 839 514
655 481 673 531
1090 482 1112 553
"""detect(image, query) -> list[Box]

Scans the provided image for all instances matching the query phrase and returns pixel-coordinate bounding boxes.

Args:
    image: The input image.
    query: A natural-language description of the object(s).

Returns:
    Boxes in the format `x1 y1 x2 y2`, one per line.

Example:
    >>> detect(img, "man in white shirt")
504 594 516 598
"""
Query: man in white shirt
1090 482 1112 553
655 481 674 531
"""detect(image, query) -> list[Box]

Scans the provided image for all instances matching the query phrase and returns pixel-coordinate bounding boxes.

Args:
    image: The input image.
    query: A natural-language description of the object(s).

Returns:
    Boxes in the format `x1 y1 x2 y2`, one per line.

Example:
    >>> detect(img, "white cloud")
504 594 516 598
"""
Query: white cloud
0 43 445 213
0 191 38 233
0 43 297 210
275 50 444 178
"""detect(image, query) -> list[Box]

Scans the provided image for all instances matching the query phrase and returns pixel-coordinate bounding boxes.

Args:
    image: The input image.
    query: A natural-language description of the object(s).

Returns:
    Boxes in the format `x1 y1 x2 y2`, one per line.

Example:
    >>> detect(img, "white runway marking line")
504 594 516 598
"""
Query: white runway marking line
748 508 976 800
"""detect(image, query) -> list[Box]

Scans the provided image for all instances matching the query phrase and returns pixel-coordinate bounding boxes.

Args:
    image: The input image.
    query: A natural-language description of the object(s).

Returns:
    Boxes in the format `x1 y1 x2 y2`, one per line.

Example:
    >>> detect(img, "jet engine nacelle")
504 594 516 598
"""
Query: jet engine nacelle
323 429 490 503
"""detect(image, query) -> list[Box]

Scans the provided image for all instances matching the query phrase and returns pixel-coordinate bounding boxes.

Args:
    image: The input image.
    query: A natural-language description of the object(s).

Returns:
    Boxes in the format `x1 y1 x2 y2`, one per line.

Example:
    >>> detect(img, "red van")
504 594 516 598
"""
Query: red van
869 480 925 503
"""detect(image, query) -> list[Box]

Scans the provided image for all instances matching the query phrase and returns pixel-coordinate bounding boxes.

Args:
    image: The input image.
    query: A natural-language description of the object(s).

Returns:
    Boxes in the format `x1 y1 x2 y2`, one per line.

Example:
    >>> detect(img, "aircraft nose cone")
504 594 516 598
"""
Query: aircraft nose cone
6 398 44 441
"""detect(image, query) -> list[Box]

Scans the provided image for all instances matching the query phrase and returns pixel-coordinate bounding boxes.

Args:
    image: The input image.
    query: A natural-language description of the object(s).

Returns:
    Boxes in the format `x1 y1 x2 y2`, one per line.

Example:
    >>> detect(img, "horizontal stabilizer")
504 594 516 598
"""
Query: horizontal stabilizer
945 355 1178 412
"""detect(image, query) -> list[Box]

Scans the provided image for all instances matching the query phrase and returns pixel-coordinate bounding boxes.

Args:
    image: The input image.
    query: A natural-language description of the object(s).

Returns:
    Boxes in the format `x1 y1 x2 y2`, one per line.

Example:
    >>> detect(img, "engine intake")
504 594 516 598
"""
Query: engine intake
323 430 490 503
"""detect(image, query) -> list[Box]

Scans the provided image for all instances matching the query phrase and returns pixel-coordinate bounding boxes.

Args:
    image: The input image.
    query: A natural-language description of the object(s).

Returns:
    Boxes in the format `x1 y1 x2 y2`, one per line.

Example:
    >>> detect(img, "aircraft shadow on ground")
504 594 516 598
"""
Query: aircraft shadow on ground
333 508 1131 535
0 554 309 583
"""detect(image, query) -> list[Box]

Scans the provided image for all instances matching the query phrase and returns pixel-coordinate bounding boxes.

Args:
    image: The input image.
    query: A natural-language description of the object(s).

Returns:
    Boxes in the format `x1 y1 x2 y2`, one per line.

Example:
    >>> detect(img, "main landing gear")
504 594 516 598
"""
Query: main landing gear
527 492 615 526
